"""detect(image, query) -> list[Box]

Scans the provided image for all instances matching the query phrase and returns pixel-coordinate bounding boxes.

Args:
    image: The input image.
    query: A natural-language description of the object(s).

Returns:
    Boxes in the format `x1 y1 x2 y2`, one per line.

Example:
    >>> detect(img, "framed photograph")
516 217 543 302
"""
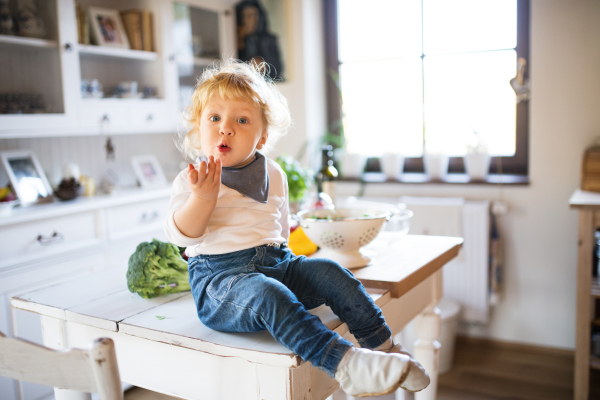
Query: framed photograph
0 150 53 206
131 155 168 189
88 7 130 49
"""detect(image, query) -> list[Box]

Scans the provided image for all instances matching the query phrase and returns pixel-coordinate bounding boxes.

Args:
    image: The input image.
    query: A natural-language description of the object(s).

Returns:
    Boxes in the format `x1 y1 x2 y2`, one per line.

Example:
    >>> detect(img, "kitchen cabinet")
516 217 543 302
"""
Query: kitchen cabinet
0 0 235 137
0 187 170 400
0 0 79 132
171 0 236 114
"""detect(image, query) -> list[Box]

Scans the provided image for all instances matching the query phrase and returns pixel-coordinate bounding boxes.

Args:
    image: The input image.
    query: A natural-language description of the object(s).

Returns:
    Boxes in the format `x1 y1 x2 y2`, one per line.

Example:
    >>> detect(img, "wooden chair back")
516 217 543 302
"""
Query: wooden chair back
0 331 123 400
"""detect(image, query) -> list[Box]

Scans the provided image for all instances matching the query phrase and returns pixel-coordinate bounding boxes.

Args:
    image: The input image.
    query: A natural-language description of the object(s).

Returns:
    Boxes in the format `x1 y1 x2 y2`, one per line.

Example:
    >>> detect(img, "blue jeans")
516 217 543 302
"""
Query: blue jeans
187 245 392 377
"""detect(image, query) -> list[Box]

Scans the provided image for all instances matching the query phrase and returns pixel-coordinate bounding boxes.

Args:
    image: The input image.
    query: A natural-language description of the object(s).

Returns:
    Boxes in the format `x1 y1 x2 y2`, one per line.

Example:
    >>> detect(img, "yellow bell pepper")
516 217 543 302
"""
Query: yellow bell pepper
289 226 318 256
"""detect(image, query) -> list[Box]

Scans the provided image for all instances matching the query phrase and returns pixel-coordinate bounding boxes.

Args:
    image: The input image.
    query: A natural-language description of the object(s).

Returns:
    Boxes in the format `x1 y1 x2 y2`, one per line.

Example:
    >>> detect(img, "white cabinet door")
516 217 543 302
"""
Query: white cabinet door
0 0 79 134
170 0 236 114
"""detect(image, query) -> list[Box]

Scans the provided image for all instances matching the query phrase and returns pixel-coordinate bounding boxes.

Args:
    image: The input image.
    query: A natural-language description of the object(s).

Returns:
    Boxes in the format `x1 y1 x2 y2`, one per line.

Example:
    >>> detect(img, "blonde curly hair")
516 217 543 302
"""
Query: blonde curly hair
179 59 291 161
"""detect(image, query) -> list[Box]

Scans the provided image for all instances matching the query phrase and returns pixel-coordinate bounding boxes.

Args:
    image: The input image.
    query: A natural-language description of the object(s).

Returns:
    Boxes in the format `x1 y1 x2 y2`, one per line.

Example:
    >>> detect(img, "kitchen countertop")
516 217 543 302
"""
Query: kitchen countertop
0 185 172 226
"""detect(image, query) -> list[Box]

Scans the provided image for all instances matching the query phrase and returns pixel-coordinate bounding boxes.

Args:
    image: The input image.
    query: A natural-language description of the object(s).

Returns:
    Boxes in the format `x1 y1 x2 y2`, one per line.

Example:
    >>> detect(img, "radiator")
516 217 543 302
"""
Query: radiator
400 197 491 324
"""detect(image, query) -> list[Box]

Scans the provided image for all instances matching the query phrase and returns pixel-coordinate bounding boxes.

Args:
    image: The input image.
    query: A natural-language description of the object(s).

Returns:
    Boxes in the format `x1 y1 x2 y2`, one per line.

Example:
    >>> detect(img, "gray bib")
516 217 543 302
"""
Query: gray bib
198 152 269 204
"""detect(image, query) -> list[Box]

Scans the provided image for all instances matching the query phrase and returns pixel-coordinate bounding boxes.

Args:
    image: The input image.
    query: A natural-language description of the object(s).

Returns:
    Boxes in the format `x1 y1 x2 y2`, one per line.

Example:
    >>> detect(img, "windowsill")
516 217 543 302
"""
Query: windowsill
339 172 529 185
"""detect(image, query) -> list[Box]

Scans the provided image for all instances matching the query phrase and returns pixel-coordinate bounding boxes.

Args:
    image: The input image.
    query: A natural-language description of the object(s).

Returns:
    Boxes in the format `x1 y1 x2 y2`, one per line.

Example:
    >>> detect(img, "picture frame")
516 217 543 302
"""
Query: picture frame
0 150 53 206
88 7 130 49
131 155 168 189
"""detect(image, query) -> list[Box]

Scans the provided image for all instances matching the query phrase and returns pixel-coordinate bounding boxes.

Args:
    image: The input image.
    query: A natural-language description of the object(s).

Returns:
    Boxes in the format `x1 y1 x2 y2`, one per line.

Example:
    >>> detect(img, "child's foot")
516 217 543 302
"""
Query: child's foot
387 342 430 392
334 347 414 397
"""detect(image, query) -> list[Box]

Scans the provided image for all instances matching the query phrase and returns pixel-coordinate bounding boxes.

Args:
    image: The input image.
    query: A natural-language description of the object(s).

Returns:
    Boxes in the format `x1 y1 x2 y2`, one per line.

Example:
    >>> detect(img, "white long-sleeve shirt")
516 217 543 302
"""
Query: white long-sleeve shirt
164 158 290 256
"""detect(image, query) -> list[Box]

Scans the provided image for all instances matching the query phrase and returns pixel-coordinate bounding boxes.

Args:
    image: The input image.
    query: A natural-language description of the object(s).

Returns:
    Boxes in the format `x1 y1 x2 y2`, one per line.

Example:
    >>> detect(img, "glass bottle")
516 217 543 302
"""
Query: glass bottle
317 145 338 205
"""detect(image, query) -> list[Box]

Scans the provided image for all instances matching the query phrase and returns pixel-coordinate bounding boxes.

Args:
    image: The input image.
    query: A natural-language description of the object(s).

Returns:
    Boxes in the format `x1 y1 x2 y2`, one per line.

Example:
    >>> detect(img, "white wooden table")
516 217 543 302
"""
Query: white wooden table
11 234 462 400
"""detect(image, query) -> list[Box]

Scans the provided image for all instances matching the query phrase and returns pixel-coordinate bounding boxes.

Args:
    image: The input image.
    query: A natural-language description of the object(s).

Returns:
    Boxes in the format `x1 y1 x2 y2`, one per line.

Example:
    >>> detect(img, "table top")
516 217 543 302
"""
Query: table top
353 233 463 297
569 189 600 208
11 234 462 368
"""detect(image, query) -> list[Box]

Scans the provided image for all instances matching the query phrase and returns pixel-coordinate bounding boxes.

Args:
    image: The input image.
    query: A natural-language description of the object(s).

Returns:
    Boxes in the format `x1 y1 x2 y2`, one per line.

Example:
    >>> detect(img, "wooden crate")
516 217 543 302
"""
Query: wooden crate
582 147 600 192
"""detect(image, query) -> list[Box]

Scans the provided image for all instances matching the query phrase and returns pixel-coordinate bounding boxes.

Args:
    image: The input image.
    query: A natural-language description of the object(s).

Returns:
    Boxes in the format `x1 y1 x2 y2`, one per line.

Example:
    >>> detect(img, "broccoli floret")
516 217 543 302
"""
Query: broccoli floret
126 239 191 299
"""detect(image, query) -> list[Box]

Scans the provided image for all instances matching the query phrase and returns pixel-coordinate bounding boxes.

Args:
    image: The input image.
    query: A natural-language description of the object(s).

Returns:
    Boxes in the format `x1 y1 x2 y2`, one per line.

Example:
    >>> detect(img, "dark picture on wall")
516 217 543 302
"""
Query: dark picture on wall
236 0 286 81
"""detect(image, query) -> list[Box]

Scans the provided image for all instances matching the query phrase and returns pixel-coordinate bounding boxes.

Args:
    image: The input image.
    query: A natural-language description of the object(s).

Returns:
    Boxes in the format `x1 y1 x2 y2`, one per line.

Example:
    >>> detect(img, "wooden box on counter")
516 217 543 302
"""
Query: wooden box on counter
582 147 600 192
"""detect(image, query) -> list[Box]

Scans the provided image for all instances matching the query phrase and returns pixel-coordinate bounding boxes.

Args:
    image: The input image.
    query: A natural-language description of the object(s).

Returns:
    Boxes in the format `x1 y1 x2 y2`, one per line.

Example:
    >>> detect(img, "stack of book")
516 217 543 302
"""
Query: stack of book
120 9 154 52
75 2 89 44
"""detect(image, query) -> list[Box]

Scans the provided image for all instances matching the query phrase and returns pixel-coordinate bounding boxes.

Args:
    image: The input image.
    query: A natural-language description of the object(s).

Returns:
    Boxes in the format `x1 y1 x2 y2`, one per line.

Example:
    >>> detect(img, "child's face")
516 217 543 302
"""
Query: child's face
199 94 267 168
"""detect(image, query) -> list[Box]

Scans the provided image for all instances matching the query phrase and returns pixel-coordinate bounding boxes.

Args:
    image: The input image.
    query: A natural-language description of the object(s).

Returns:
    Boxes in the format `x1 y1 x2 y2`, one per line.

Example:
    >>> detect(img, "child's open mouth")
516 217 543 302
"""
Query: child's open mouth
217 143 231 153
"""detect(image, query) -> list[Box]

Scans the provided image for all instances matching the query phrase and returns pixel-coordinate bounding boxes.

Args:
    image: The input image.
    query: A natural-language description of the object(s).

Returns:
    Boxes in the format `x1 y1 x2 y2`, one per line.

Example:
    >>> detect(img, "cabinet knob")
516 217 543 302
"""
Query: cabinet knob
64 43 73 52
141 211 159 223
37 231 64 246
102 114 110 123
168 54 175 62
147 114 154 122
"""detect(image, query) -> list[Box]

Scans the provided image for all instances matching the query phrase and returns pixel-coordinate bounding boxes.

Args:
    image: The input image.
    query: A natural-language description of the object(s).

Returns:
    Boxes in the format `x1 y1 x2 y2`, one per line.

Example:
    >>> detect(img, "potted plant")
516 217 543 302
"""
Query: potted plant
464 130 491 181
275 154 313 214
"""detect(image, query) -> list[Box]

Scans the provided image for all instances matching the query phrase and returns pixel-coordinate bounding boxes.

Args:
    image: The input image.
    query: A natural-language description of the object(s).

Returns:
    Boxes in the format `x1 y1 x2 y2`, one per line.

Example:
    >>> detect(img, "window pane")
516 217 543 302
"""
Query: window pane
423 50 516 156
338 0 422 62
423 0 517 55
340 59 424 157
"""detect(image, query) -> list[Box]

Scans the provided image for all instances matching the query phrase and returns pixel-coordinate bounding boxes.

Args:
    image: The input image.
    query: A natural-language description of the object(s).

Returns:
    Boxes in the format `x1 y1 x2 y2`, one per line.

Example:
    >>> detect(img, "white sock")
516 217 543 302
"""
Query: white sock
373 337 393 352
337 346 356 371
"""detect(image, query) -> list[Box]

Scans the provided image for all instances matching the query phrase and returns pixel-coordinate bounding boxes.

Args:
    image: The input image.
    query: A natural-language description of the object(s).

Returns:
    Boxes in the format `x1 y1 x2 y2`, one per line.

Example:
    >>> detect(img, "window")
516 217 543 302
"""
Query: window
325 0 530 177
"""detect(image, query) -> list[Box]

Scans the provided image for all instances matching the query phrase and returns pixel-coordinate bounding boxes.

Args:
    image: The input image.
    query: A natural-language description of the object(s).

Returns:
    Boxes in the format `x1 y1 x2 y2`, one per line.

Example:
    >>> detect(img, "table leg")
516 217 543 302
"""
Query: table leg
40 316 92 400
575 209 593 400
413 305 441 400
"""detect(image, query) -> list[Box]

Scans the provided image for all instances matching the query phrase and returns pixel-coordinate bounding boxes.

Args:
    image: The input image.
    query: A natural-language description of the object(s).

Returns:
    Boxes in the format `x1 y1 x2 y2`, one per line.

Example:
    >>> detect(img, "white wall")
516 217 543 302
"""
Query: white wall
290 0 599 350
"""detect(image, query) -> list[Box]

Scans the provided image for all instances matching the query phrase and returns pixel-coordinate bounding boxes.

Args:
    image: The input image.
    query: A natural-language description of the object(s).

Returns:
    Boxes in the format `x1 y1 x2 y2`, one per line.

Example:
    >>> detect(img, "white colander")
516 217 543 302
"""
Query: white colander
295 207 402 269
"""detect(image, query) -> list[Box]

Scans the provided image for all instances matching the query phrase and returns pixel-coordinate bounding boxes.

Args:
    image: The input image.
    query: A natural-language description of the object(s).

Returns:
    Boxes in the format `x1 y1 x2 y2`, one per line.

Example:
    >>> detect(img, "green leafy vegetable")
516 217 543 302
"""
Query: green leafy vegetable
156 315 167 320
275 154 313 203
126 239 190 299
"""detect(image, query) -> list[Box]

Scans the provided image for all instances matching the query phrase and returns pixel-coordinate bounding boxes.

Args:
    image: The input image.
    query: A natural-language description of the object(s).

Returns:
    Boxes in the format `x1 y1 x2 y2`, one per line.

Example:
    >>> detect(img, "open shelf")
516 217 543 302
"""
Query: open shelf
0 34 58 49
78 44 157 61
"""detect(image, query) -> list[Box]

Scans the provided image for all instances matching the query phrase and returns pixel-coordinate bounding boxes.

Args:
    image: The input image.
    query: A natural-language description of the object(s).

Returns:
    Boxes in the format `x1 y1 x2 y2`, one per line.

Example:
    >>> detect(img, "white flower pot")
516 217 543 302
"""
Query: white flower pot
464 153 491 180
424 153 449 179
340 153 367 178
381 153 405 179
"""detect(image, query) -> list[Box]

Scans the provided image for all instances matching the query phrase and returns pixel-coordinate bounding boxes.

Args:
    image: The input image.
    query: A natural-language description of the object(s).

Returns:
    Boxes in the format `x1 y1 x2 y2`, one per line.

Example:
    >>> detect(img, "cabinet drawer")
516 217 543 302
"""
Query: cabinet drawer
0 211 102 269
106 198 170 241
79 104 129 128
130 105 170 129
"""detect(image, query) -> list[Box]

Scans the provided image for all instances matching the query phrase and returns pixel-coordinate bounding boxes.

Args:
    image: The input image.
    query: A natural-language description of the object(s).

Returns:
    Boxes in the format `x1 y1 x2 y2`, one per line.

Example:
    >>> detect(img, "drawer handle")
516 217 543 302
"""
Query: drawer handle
141 211 159 223
37 231 64 246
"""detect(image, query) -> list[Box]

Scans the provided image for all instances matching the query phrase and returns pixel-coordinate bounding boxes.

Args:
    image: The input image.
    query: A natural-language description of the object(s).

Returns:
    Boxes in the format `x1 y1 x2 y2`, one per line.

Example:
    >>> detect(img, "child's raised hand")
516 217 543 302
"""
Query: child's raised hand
187 156 221 203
